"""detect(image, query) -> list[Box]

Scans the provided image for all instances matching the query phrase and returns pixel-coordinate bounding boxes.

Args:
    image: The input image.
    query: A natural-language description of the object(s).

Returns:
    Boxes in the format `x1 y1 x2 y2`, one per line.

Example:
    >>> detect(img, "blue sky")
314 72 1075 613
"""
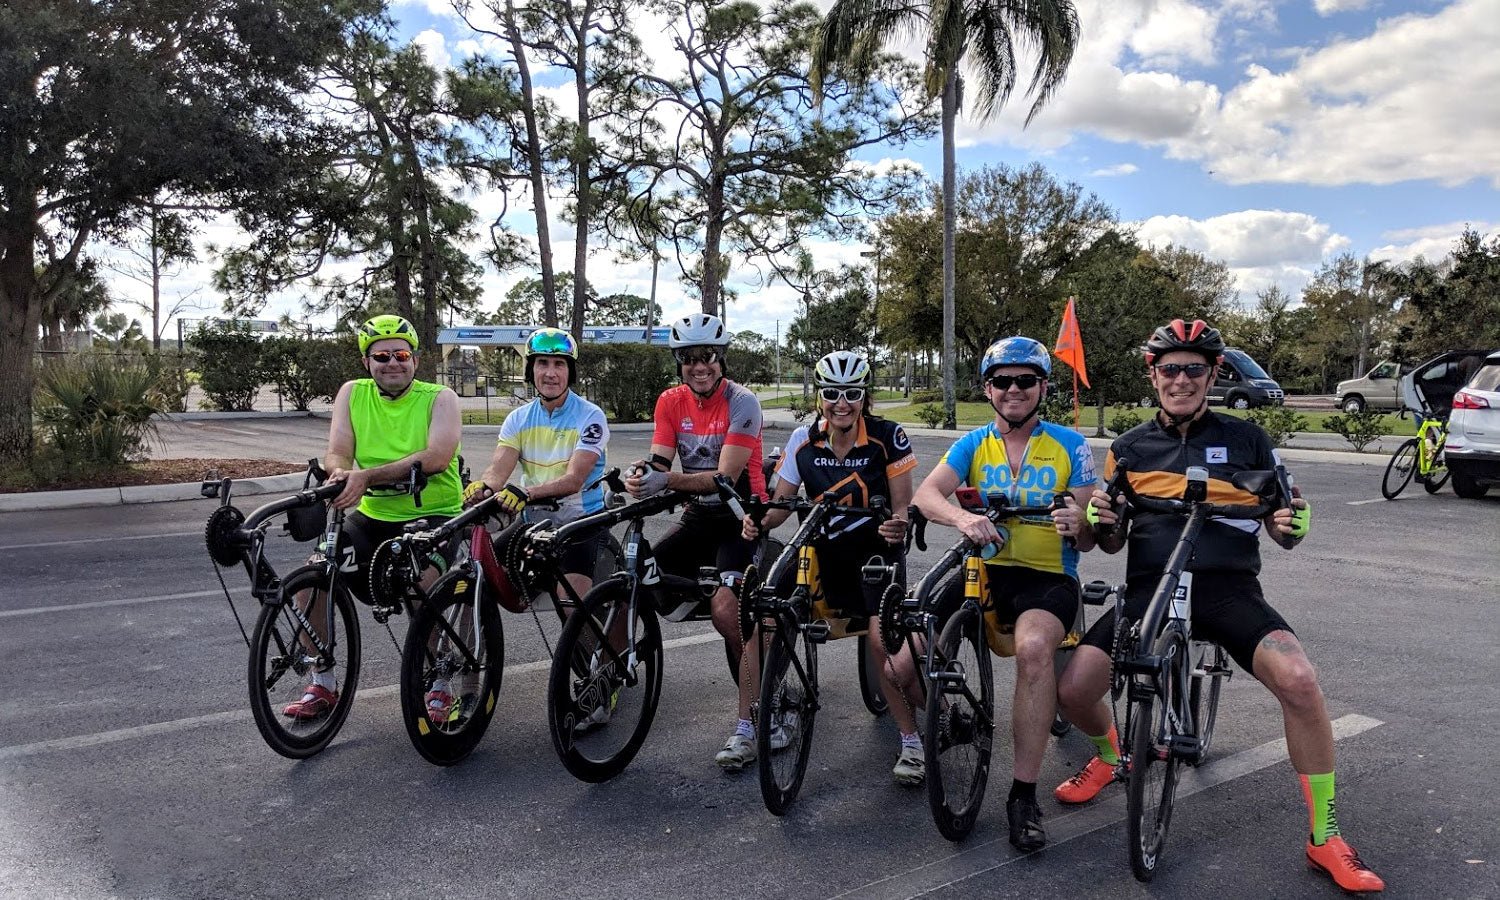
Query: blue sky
122 0 1500 343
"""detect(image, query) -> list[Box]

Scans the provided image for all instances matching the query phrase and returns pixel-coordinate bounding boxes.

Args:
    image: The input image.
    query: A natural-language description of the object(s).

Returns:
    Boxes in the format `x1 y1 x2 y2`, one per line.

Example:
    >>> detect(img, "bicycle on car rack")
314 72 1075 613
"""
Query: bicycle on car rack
365 472 626 766
881 490 1080 842
724 484 900 815
202 459 429 759
1089 459 1289 881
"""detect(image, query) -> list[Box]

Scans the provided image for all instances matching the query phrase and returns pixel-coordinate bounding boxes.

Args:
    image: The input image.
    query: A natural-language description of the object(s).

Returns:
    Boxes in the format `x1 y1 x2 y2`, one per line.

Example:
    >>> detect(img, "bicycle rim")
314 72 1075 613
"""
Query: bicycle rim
400 572 504 766
925 604 994 842
758 624 818 815
1126 629 1186 881
1188 643 1226 765
247 566 361 759
547 581 663 783
1423 463 1451 493
1381 439 1418 500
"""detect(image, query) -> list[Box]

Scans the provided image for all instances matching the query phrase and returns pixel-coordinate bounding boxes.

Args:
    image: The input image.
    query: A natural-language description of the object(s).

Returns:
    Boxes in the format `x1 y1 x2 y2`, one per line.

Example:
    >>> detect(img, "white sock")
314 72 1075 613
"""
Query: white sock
311 671 337 692
735 718 754 738
900 731 922 751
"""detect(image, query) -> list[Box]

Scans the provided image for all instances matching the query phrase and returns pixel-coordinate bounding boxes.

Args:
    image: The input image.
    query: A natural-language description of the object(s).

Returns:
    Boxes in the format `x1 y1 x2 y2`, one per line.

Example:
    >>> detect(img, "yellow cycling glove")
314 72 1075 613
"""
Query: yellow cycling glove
462 480 491 505
496 484 529 515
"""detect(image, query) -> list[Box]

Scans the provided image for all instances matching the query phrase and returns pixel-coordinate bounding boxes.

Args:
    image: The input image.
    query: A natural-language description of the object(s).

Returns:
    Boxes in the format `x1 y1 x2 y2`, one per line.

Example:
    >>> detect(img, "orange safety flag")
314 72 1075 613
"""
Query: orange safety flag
1053 297 1090 389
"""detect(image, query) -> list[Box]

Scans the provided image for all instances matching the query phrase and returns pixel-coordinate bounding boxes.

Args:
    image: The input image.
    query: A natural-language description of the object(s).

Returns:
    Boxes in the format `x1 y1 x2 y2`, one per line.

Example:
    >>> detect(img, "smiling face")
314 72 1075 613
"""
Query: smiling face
677 347 723 394
984 365 1045 424
818 387 865 430
1150 349 1215 419
363 337 417 396
531 354 570 400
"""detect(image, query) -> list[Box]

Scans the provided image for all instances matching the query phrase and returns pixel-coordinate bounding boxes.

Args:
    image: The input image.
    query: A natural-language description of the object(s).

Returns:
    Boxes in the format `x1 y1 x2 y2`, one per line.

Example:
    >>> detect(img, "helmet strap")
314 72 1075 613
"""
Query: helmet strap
1158 398 1208 431
685 372 724 399
377 382 412 401
993 395 1042 433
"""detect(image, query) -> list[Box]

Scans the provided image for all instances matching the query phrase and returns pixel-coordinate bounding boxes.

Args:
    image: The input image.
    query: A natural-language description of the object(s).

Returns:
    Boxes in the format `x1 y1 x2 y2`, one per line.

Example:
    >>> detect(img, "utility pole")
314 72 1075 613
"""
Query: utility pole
774 319 780 399
645 250 659 345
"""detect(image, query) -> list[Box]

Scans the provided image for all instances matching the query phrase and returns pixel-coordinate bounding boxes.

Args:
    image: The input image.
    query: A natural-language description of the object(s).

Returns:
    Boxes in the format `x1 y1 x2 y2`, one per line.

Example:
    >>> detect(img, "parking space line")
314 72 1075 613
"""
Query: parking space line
0 630 723 760
1347 498 1387 505
0 531 199 552
0 589 222 619
831 713 1384 900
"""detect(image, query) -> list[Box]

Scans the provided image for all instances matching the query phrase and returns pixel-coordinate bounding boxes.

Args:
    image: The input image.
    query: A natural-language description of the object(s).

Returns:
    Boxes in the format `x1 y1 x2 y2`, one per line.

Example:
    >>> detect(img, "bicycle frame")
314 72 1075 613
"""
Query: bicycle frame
1415 414 1448 477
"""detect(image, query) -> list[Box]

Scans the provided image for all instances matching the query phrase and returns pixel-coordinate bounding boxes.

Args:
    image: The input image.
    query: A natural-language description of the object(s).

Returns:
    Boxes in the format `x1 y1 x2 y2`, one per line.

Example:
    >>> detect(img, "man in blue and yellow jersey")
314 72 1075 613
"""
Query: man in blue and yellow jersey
465 327 609 606
283 314 464 720
912 335 1097 852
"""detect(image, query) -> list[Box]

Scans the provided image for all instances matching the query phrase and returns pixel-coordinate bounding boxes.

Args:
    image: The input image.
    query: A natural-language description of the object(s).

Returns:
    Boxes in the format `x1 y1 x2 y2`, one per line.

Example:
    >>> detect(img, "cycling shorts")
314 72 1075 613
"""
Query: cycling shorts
557 530 606 580
933 565 1081 634
339 510 456 604
652 503 756 588
1079 570 1292 676
770 534 905 619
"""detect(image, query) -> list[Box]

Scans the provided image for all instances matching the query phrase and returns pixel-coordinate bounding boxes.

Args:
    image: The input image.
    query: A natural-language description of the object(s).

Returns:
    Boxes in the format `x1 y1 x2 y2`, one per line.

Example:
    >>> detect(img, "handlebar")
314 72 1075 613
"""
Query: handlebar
1117 466 1285 521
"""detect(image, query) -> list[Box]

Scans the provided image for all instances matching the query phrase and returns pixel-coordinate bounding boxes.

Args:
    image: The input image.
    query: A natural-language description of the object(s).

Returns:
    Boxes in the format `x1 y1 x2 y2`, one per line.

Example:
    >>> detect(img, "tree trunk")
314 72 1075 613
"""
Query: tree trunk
569 7 592 343
940 69 958 430
506 0 558 327
0 218 40 465
701 177 726 316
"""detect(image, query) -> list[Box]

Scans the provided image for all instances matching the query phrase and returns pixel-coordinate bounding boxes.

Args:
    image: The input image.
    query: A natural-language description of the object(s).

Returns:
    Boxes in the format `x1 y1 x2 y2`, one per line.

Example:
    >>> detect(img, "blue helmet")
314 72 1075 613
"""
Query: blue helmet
979 336 1050 379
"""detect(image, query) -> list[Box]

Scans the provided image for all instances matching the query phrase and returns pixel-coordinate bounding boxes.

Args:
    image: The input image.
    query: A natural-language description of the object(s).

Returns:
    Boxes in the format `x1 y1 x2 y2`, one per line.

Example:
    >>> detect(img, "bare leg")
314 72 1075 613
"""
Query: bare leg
1251 630 1334 773
1012 609 1065 783
870 615 924 736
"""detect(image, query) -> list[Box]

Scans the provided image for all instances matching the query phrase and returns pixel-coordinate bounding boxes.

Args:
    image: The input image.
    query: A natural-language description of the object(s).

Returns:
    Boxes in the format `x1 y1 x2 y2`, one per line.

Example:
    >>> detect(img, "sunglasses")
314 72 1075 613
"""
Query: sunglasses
528 332 576 355
819 387 866 404
1154 362 1212 379
368 349 413 364
987 373 1042 391
674 348 720 366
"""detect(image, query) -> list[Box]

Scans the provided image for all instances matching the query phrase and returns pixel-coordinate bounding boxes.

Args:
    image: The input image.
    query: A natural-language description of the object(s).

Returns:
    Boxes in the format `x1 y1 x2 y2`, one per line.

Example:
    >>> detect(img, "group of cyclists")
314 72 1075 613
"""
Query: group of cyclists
294 309 1382 893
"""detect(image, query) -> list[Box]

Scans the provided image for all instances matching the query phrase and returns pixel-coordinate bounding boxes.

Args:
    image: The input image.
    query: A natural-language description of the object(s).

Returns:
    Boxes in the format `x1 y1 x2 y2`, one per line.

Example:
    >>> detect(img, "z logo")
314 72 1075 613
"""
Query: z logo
337 546 358 573
641 557 661 585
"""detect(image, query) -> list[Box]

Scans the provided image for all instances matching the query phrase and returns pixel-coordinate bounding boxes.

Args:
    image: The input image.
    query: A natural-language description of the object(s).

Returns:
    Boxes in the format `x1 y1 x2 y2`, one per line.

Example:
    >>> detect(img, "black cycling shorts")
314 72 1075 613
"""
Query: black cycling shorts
652 503 757 588
770 534 906 619
556 529 606 580
339 510 455 603
933 564 1081 634
1079 569 1292 676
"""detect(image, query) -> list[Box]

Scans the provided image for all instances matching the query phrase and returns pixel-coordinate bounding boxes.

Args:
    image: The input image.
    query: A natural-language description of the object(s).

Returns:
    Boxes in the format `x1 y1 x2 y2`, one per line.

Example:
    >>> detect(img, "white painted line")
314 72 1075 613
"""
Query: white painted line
0 628 724 759
832 713 1385 900
0 530 198 552
1347 498 1387 505
0 589 223 619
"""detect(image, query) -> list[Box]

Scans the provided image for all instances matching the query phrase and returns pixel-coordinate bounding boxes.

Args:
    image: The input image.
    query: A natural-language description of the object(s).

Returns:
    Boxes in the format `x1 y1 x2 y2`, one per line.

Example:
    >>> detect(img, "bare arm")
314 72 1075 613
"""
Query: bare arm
912 463 1001 546
526 449 599 501
876 468 914 545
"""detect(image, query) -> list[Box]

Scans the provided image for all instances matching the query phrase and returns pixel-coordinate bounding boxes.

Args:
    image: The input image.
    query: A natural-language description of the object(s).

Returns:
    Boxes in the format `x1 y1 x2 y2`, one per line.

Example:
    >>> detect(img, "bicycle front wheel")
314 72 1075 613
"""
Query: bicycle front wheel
400 571 504 766
247 565 361 759
857 633 889 717
1188 642 1227 766
758 620 818 815
1381 439 1418 500
924 603 994 842
1127 627 1187 881
547 578 663 783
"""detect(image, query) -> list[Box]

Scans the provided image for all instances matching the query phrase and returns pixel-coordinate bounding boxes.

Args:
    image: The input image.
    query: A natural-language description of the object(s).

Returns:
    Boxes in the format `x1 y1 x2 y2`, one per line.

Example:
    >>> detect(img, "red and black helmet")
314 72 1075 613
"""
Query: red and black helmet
1144 318 1225 366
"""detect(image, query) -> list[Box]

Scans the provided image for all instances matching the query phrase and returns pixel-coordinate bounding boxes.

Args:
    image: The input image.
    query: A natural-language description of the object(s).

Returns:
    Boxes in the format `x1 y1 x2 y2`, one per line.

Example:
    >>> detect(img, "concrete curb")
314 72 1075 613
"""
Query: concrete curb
156 410 330 422
0 472 307 514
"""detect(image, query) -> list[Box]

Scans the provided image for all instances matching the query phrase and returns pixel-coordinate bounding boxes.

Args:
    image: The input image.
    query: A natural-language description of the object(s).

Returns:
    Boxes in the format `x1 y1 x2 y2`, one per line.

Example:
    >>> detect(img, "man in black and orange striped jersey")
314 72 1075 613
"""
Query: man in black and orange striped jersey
1054 318 1383 893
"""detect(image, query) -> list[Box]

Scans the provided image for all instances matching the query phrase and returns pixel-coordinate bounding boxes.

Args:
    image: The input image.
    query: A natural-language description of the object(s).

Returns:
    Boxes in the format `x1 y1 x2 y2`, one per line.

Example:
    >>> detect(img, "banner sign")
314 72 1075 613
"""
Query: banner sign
438 326 671 346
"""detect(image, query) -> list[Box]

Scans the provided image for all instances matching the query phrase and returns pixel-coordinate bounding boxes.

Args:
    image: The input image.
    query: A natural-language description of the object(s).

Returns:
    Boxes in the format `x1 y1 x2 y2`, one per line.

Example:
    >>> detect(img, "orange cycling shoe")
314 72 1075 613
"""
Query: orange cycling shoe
1307 836 1384 893
1055 756 1120 804
282 684 338 720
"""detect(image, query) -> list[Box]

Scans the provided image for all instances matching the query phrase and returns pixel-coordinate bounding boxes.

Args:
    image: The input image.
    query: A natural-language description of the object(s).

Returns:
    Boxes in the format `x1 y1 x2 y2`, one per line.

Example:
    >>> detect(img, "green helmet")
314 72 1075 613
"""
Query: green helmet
523 327 579 387
357 315 418 355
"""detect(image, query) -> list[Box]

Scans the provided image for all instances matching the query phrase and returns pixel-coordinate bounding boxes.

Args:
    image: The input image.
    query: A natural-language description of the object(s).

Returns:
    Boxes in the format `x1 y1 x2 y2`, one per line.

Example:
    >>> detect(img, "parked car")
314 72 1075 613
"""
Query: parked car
1209 348 1285 409
1335 360 1412 413
1443 349 1500 499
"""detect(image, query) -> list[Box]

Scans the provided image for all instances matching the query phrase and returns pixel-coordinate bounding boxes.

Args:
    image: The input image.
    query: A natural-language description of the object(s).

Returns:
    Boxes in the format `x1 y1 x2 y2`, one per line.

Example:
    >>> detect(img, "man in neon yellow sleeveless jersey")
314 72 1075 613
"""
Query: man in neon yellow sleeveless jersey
281 314 463 720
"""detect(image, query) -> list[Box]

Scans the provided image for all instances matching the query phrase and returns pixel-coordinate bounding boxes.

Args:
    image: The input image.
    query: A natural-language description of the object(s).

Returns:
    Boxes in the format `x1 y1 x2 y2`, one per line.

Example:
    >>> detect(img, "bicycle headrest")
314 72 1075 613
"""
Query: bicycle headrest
1230 469 1277 498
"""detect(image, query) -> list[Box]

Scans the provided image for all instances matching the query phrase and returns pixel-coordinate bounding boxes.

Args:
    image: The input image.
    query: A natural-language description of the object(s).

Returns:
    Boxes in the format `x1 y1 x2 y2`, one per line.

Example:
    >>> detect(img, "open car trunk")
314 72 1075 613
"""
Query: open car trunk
1399 350 1491 418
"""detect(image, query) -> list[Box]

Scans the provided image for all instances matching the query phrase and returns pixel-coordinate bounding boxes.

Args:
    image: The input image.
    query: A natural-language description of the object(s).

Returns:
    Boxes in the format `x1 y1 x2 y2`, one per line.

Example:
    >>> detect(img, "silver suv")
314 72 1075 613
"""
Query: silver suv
1444 350 1500 499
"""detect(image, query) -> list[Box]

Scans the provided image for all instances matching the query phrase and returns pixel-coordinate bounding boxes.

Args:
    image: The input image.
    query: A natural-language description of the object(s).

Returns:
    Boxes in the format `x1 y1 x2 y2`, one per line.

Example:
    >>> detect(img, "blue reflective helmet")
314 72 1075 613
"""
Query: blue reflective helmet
979 336 1051 379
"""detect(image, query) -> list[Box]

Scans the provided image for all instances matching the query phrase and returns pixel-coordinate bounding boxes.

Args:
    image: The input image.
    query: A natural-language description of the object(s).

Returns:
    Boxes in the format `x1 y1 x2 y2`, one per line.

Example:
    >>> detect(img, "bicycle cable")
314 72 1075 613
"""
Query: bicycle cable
210 558 252 649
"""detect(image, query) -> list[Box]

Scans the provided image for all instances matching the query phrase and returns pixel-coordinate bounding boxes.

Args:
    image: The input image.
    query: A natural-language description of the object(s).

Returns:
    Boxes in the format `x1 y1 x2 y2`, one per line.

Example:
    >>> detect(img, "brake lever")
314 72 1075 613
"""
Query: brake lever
408 462 425 509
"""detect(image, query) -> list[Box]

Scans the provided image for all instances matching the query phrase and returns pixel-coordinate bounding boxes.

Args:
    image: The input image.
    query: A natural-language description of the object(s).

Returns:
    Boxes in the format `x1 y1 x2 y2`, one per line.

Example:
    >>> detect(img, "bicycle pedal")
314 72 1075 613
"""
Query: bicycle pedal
804 621 831 643
860 564 889 585
1168 734 1201 758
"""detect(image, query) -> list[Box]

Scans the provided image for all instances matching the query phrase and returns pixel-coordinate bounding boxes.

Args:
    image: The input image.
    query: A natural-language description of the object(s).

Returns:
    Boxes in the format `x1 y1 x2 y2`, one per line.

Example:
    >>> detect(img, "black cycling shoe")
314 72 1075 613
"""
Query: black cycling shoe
1007 796 1046 852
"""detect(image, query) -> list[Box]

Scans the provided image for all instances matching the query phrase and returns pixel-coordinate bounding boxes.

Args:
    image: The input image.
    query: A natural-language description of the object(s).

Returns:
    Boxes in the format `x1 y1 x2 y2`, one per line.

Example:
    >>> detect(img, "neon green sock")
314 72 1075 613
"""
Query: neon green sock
1088 729 1120 766
1300 772 1340 845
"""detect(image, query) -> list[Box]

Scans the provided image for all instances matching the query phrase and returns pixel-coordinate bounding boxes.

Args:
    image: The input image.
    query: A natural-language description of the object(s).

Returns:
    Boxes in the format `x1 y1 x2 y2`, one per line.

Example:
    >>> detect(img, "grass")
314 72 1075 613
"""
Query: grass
876 402 1408 435
760 389 904 409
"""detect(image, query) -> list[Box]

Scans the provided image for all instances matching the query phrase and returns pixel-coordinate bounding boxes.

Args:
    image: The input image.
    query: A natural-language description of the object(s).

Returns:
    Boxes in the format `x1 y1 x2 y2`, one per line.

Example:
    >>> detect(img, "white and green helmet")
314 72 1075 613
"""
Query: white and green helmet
814 350 871 388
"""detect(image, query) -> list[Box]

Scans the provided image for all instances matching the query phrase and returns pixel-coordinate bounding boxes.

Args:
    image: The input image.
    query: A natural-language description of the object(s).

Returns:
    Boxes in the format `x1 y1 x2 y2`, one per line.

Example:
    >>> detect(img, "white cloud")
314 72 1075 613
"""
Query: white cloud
1134 208 1350 300
844 156 927 178
1089 163 1139 177
1128 0 1219 67
411 29 451 72
1313 0 1375 15
1368 221 1499 265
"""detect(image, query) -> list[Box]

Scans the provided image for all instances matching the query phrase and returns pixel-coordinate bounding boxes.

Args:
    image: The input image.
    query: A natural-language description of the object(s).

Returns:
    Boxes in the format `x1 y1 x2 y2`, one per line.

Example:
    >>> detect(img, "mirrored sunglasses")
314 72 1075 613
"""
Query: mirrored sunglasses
1154 362 1212 379
368 349 413 363
674 348 720 366
819 387 866 404
987 373 1041 391
529 332 576 355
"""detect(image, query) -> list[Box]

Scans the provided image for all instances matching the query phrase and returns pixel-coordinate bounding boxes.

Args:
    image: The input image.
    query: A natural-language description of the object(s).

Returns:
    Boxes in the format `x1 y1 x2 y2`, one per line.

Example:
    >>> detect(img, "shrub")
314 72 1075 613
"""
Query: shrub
579 343 675 422
1323 411 1390 452
785 394 815 423
1246 405 1308 448
34 355 162 468
1038 391 1075 426
263 335 362 411
192 322 265 411
909 389 943 405
1108 409 1144 436
914 403 946 429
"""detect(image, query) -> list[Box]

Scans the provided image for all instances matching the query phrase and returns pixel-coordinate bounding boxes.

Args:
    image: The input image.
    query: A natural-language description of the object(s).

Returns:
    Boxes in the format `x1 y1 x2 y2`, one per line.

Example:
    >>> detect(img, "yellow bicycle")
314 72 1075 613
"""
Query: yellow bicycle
1382 407 1450 499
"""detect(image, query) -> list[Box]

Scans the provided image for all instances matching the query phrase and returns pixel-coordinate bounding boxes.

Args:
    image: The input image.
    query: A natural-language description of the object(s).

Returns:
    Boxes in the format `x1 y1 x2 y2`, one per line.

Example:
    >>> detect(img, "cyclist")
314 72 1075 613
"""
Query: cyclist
1054 318 1382 892
458 327 610 723
623 313 771 770
910 335 1097 851
283 314 463 720
739 351 921 784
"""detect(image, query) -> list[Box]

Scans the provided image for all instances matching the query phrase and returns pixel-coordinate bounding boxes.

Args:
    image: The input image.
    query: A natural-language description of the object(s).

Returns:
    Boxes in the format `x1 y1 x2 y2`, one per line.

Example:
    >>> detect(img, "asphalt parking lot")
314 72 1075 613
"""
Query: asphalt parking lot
2 424 1497 899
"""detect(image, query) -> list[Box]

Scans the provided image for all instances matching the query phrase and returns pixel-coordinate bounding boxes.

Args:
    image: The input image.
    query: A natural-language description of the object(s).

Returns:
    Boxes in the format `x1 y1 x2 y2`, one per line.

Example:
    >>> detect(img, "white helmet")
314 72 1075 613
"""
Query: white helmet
814 350 871 388
668 313 728 349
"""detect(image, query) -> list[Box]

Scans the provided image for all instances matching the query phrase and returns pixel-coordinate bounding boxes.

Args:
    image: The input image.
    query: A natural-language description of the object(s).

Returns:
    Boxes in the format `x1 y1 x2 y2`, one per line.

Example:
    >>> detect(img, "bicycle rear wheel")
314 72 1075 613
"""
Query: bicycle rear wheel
1381 439 1418 500
547 578 664 783
400 570 504 766
1127 627 1187 881
857 634 889 716
758 620 818 815
248 565 361 759
924 603 994 842
1423 461 1451 493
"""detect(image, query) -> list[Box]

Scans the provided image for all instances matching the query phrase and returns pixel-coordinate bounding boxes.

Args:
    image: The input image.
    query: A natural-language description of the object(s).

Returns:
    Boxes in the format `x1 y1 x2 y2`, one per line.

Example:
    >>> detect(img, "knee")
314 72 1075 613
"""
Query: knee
1268 658 1323 712
1013 633 1057 678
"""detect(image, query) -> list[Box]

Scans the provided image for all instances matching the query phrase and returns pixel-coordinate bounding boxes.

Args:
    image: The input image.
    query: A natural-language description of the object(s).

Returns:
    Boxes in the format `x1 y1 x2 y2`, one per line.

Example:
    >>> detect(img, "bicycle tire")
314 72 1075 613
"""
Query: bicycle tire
399 569 504 766
1423 464 1451 493
1187 642 1227 766
1126 627 1187 881
924 602 994 842
1381 439 1418 500
857 634 889 717
758 620 818 815
247 564 361 759
547 578 664 783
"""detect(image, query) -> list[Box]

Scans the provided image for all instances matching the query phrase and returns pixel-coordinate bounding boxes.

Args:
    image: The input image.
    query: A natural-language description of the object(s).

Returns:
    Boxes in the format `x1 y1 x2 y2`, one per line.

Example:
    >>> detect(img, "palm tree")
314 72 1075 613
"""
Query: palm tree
815 0 1080 428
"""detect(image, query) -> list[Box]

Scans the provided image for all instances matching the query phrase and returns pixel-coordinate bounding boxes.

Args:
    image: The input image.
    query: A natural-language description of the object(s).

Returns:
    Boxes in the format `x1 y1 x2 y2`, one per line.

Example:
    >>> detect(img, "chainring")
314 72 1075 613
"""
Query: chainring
878 581 906 657
736 563 761 642
204 505 246 566
367 537 412 609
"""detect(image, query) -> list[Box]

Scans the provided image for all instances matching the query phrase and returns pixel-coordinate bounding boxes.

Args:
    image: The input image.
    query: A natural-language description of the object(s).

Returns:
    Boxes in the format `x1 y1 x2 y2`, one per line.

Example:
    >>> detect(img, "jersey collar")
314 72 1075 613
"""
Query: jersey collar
814 413 869 448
